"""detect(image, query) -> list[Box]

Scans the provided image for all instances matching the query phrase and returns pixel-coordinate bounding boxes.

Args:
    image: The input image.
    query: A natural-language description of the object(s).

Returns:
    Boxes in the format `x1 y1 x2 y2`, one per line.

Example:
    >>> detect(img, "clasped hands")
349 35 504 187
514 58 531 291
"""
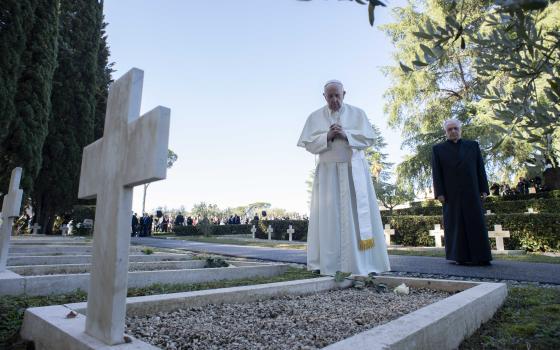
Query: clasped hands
328 123 347 142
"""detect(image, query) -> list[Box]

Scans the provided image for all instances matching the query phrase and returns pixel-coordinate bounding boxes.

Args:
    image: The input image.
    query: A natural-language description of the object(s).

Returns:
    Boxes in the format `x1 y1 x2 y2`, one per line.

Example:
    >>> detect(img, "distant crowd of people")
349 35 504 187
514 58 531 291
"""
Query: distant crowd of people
131 211 307 236
489 176 549 197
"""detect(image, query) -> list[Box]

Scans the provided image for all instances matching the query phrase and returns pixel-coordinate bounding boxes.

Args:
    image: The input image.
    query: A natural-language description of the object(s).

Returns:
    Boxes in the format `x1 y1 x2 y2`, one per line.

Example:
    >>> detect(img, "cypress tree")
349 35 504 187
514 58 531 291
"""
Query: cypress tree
33 0 102 233
0 1 36 147
0 0 60 194
94 13 114 140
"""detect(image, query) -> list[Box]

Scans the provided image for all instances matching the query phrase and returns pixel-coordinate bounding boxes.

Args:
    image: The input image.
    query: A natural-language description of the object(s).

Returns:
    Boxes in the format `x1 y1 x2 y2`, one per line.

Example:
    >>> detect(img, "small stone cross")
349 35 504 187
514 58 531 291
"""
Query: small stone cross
383 224 395 246
488 225 510 251
287 225 295 242
429 224 445 248
77 68 170 345
0 167 23 271
267 225 273 240
250 225 257 239
31 223 41 235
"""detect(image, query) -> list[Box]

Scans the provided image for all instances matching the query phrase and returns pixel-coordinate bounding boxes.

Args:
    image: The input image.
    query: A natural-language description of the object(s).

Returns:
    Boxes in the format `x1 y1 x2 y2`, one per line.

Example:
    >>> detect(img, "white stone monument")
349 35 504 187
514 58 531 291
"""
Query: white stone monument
0 167 23 272
77 68 170 345
488 224 510 251
61 224 69 236
485 209 494 216
267 225 273 240
30 223 41 235
383 224 395 246
287 225 295 242
525 208 538 214
429 224 445 248
250 225 257 239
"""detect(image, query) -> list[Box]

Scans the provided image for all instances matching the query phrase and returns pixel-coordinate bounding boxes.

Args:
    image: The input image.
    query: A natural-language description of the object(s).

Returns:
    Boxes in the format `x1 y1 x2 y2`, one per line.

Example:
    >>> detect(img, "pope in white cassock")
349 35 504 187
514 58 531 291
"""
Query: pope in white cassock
297 80 391 276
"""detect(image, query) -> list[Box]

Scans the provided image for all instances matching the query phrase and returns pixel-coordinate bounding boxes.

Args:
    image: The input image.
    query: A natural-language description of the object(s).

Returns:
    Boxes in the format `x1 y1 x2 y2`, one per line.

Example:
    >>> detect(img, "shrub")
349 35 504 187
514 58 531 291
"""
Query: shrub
172 225 201 236
384 198 560 216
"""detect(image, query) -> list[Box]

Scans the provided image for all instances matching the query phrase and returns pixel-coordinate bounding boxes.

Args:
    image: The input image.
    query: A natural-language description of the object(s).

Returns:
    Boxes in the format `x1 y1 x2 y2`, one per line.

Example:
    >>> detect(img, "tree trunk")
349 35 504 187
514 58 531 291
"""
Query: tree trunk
142 183 149 214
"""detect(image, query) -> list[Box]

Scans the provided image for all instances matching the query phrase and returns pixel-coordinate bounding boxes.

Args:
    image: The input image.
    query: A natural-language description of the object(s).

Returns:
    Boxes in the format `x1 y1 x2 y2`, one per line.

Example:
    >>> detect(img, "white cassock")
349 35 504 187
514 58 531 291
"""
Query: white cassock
297 103 391 276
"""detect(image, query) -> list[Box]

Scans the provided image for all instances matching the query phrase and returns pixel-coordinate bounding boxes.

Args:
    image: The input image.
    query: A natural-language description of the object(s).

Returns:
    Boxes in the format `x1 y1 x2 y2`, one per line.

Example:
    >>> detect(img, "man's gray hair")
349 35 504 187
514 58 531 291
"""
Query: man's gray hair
324 79 344 90
442 118 462 130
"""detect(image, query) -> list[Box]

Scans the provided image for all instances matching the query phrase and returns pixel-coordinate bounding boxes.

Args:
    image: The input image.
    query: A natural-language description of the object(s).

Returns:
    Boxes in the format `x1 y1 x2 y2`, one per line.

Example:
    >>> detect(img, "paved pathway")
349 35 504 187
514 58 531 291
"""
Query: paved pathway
132 237 560 284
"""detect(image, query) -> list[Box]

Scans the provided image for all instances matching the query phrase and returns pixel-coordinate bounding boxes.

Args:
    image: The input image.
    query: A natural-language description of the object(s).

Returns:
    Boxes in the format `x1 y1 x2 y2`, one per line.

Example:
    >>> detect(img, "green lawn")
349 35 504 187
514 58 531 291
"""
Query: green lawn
154 234 308 250
461 286 560 349
388 249 560 264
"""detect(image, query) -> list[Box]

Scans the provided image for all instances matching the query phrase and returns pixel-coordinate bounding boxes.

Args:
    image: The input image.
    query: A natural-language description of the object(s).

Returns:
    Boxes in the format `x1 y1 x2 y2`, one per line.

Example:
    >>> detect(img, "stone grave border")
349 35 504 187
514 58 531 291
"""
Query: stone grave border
1 262 288 296
21 276 506 350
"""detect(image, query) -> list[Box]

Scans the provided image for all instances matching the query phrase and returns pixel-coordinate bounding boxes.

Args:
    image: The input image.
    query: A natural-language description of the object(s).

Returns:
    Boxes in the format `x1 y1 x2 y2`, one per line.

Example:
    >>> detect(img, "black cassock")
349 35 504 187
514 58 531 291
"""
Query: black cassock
432 139 492 263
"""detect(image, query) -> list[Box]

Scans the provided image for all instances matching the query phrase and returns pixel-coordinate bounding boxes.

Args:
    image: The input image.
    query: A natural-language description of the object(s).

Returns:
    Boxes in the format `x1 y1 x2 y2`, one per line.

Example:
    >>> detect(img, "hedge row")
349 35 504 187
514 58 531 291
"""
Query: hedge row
408 190 560 207
382 214 560 252
173 224 254 236
171 215 559 252
172 220 309 241
385 198 560 216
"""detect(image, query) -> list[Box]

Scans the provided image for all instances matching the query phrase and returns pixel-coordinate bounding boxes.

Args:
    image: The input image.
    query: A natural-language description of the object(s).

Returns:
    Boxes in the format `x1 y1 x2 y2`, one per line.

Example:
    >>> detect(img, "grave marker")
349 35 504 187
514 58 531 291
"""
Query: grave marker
488 225 510 251
267 225 273 240
429 224 445 248
0 167 23 271
77 68 170 345
250 225 257 239
287 225 295 242
383 224 395 246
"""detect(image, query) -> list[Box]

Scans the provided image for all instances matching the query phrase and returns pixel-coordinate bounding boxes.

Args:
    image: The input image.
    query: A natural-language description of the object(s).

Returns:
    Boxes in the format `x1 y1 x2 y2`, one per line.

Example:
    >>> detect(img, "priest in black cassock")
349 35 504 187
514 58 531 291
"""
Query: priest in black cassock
431 118 492 265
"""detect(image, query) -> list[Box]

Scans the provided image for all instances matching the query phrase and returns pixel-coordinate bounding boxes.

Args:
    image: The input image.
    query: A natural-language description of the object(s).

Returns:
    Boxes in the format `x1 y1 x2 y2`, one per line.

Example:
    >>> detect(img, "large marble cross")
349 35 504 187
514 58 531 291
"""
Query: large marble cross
0 167 23 272
429 224 445 248
488 224 510 251
77 68 170 345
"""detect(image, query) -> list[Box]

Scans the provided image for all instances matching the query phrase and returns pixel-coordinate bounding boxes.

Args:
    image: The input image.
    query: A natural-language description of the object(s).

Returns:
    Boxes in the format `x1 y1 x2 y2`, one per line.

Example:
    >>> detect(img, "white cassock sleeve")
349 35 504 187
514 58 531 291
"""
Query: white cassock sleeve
297 116 329 154
345 111 374 150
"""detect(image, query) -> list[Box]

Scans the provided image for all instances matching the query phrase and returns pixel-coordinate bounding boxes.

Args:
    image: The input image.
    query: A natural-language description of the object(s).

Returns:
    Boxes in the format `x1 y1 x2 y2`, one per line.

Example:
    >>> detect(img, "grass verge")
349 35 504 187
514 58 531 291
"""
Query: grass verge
155 234 307 250
461 286 560 349
388 249 560 264
0 267 317 349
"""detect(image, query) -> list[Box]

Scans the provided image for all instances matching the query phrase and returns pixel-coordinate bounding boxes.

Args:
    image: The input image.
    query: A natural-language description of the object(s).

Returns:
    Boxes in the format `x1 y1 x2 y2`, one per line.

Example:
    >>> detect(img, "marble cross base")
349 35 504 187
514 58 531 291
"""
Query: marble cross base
21 305 158 350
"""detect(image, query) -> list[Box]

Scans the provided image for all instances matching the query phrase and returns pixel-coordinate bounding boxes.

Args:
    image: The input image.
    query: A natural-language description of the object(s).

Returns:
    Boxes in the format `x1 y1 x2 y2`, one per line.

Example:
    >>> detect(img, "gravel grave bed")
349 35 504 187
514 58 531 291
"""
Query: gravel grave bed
126 287 451 350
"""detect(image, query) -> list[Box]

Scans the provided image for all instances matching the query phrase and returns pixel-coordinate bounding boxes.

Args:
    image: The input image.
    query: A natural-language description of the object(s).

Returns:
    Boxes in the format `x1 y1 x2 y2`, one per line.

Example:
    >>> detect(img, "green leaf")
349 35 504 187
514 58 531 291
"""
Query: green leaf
412 60 429 67
420 44 434 57
399 62 413 73
334 271 351 283
412 31 433 40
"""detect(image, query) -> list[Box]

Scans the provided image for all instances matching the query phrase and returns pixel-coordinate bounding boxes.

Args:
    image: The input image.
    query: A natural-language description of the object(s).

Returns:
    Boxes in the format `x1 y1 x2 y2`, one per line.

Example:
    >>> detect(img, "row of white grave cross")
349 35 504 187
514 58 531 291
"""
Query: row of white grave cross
385 223 510 251
250 225 296 241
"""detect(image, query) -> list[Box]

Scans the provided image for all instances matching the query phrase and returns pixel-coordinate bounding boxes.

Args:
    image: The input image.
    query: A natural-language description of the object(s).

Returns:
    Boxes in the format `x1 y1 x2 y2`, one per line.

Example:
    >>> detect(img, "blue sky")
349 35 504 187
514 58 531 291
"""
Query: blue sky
103 0 408 214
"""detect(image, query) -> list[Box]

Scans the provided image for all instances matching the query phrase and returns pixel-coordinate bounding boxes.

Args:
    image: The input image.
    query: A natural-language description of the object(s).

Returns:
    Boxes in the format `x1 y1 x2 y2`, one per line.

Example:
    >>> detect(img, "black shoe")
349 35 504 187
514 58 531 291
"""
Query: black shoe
476 261 492 266
311 269 321 275
453 261 467 266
